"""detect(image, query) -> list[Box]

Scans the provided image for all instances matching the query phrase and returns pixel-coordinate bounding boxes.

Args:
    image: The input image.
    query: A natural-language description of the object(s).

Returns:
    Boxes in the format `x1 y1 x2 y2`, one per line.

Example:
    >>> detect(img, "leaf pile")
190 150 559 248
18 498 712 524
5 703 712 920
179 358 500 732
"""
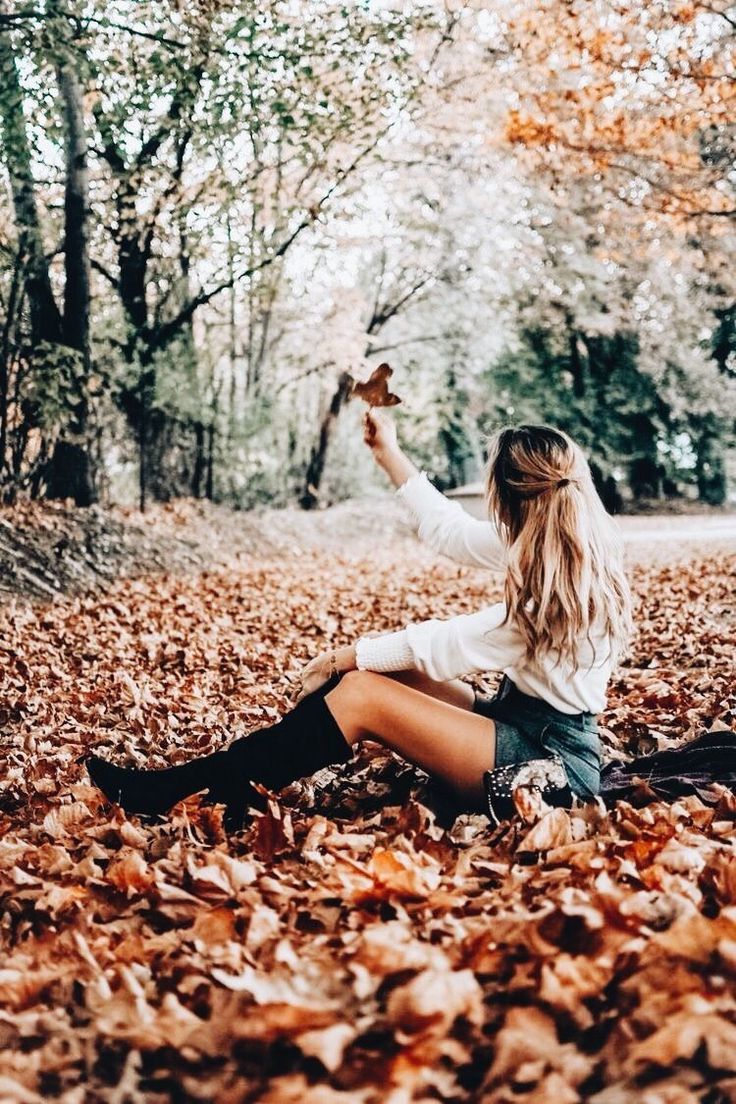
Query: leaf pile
0 538 735 1103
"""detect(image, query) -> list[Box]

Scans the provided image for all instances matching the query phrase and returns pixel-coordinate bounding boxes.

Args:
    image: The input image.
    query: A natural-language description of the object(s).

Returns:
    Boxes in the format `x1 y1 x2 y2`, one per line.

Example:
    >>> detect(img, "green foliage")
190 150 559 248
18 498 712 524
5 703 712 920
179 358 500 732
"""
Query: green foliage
485 325 729 503
26 343 87 427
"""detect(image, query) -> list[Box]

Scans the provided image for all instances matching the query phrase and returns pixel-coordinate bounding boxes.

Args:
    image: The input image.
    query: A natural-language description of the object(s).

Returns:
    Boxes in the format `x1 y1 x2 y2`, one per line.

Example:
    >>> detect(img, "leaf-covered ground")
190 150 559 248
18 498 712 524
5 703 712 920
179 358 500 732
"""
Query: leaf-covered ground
1 522 735 1103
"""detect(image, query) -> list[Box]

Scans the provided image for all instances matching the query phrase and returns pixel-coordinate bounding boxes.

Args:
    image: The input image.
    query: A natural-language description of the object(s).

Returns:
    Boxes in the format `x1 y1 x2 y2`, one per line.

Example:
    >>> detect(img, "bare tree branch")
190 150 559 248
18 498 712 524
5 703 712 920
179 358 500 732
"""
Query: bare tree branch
0 8 184 48
367 274 435 334
91 258 119 288
696 2 736 31
152 133 389 353
367 332 452 355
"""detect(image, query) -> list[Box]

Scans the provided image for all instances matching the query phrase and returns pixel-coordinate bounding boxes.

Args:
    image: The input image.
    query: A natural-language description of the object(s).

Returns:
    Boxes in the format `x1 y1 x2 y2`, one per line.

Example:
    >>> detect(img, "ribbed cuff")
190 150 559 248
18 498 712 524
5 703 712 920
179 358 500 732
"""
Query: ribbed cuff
355 632 414 673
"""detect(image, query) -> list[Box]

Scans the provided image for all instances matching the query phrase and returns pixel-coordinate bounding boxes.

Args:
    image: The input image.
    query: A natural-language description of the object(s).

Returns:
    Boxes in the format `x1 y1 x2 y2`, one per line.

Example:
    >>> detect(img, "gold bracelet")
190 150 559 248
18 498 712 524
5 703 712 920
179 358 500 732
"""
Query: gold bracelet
328 651 339 680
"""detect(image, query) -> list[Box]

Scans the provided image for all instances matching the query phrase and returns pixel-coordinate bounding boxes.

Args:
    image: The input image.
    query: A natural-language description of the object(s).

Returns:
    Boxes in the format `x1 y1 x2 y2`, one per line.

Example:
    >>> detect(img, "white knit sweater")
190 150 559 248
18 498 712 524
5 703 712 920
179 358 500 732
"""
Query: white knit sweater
354 472 613 715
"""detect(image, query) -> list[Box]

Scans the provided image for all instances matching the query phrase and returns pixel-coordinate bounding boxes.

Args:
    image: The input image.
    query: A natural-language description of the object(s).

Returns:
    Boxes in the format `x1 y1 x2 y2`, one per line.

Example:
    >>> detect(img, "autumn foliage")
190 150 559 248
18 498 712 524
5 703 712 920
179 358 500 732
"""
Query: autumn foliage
503 0 736 223
0 511 735 1101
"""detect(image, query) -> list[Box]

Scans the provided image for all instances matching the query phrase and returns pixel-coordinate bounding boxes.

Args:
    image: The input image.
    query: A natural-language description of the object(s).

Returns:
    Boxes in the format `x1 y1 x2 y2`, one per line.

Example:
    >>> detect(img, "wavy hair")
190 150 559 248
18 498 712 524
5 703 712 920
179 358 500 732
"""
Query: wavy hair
485 424 632 667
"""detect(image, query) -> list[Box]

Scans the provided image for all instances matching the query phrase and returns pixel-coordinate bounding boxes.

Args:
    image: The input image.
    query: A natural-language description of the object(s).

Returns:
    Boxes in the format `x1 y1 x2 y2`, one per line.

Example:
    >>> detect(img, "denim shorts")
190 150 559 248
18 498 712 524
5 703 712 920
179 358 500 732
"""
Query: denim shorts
472 676 601 799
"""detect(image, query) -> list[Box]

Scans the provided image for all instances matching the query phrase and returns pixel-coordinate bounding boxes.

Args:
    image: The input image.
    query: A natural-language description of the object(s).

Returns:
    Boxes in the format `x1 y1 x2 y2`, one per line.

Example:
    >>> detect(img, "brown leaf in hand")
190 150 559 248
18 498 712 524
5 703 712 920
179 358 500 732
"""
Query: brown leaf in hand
350 363 402 407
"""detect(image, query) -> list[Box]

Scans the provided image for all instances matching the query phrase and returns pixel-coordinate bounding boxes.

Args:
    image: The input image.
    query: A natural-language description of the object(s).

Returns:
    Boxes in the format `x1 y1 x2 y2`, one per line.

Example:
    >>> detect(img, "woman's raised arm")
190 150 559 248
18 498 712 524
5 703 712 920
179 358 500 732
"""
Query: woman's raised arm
365 410 507 571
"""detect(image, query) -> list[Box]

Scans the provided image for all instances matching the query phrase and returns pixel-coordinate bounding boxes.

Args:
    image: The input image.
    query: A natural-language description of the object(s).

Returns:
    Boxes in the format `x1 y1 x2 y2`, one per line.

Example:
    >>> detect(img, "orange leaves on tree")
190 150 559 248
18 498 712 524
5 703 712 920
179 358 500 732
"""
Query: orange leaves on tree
501 0 736 223
505 110 560 148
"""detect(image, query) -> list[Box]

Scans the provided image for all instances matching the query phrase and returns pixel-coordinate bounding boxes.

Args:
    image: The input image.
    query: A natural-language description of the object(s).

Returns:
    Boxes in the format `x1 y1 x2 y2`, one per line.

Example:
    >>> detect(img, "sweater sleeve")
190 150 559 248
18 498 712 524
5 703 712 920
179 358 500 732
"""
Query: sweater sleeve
355 603 526 682
397 472 506 571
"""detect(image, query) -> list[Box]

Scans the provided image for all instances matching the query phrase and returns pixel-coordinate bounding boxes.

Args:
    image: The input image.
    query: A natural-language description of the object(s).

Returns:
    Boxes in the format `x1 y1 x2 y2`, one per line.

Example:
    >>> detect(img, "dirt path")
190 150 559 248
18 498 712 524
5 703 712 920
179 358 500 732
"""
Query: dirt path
2 496 734 603
619 512 736 545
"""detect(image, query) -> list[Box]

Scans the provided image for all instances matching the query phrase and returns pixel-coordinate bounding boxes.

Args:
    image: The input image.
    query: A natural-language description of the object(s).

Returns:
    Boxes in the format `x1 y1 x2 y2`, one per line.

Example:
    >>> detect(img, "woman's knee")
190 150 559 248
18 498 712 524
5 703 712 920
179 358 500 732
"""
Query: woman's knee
325 670 389 743
336 669 385 702
330 670 395 724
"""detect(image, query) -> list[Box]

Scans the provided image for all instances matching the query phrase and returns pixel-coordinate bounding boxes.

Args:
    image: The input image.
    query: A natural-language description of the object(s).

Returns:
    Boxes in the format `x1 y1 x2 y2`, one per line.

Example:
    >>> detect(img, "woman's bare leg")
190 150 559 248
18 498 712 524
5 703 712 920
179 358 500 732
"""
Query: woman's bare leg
325 671 495 806
384 670 476 710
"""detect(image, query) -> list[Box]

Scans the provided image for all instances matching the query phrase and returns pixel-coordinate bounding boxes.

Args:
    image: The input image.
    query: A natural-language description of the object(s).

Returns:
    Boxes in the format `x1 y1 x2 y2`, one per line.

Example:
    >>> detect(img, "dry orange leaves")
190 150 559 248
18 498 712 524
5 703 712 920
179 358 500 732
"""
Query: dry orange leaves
0 533 734 1102
502 0 736 224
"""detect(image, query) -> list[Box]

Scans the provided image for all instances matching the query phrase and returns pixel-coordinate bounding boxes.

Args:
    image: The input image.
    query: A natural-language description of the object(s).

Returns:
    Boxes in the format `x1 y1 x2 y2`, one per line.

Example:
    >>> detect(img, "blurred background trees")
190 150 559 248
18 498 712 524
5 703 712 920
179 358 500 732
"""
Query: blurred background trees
0 0 734 511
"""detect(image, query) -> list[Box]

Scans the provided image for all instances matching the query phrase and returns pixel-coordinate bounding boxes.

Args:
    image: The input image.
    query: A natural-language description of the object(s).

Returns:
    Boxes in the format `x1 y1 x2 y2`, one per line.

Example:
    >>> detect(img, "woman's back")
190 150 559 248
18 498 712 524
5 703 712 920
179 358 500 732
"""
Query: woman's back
355 457 628 715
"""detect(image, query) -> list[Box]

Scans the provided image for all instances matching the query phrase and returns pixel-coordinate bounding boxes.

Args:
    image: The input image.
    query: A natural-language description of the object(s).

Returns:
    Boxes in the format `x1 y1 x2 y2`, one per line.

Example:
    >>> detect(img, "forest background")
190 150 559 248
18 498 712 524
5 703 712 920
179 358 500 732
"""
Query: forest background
1 0 735 514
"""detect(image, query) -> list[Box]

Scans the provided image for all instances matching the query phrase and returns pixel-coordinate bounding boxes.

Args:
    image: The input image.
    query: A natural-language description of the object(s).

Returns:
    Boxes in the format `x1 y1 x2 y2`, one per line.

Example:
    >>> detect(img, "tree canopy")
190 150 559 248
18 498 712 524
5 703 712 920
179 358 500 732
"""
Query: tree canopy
0 0 734 509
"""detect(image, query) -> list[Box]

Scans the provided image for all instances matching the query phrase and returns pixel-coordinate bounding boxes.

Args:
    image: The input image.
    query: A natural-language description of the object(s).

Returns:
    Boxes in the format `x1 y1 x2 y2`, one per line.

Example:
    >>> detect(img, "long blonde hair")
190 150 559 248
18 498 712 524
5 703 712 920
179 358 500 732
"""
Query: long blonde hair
485 425 632 667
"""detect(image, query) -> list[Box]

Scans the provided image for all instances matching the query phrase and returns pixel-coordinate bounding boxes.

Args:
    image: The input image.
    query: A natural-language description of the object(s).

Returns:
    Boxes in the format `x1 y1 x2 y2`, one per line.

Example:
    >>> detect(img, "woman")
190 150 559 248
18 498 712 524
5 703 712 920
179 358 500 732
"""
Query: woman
87 414 632 830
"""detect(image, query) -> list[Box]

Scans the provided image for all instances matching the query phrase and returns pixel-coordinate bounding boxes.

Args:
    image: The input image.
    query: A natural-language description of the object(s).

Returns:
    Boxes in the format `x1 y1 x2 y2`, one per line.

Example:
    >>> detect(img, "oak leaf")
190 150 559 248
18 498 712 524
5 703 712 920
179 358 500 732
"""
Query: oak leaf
350 363 401 407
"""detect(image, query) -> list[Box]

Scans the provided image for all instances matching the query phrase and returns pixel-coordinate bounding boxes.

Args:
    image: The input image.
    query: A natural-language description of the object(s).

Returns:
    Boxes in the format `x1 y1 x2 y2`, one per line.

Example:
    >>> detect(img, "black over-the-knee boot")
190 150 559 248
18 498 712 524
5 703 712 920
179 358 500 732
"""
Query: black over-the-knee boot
86 686 352 831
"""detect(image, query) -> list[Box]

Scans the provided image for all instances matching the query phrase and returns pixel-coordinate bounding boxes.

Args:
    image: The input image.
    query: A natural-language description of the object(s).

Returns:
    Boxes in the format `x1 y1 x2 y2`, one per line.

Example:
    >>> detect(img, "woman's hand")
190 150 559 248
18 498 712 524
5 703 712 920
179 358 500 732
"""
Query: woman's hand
363 410 419 489
295 652 334 704
294 645 358 705
363 409 398 459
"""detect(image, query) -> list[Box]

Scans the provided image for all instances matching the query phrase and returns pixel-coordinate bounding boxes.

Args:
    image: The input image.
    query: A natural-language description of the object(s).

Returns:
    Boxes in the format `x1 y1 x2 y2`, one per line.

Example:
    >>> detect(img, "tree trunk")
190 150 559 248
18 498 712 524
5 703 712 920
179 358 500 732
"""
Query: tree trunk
44 440 96 504
626 405 664 500
712 302 736 378
45 30 97 507
438 367 474 488
142 409 203 503
568 324 585 398
58 60 90 357
696 423 727 506
0 12 62 345
205 423 215 501
0 245 24 485
192 421 205 499
115 182 203 509
299 371 352 509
